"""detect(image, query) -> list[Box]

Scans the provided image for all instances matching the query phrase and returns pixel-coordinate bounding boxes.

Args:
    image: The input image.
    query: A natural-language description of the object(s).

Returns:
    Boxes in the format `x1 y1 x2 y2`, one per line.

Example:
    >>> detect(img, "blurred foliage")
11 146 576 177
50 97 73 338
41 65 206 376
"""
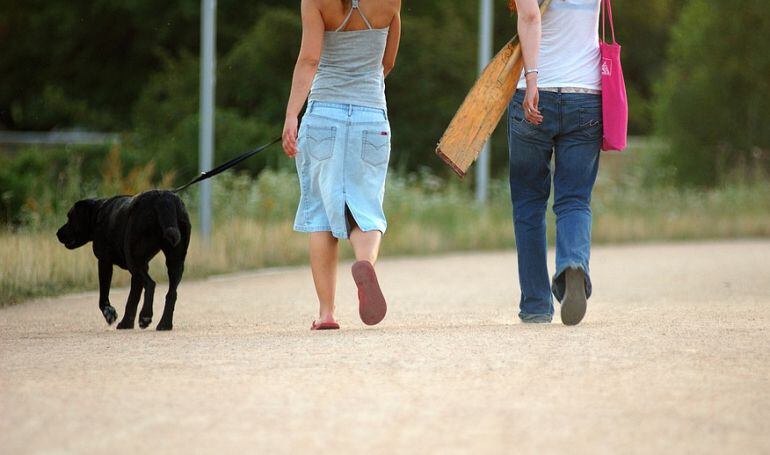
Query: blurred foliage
654 0 770 186
0 146 103 225
3 135 769 304
4 149 770 307
1 0 766 196
0 143 173 225
0 0 283 130
612 0 684 133
2 1 681 158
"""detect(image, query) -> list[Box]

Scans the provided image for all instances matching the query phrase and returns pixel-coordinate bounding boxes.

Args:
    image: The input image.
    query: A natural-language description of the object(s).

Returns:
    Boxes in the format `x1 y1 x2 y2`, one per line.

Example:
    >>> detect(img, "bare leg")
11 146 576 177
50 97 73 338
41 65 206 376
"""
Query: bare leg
349 226 387 325
309 232 339 323
349 227 382 265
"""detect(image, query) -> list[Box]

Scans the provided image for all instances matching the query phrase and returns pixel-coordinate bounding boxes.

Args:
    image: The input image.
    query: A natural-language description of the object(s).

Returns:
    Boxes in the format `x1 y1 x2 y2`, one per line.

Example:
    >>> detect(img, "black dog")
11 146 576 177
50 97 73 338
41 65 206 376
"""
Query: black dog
57 190 191 330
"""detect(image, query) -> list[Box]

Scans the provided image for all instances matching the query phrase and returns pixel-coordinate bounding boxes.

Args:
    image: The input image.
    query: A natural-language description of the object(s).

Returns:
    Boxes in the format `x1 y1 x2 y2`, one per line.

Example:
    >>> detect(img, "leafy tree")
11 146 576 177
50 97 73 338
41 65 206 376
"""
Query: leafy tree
655 0 770 185
0 0 269 130
218 8 302 127
610 0 683 134
0 0 688 179
387 6 476 172
130 9 300 179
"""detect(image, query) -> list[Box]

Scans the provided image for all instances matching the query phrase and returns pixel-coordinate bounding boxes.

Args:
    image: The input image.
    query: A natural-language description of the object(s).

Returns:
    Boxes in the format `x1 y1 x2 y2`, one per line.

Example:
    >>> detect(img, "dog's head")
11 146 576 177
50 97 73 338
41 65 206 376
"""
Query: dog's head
56 199 101 250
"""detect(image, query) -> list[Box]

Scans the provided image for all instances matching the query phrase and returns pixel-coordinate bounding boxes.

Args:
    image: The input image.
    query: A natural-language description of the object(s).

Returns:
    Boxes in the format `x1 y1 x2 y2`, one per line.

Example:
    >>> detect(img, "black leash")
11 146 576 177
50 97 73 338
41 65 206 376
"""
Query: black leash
173 136 282 193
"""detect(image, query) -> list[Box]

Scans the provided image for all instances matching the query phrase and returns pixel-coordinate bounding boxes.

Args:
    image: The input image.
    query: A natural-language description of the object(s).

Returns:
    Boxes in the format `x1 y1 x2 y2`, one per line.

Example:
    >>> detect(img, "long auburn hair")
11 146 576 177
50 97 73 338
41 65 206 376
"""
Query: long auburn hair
342 0 351 8
509 1 517 13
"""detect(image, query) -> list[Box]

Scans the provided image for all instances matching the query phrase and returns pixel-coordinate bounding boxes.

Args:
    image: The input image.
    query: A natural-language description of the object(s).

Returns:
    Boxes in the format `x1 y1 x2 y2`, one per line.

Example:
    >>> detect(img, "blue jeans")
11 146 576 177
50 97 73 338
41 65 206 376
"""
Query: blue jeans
507 90 602 321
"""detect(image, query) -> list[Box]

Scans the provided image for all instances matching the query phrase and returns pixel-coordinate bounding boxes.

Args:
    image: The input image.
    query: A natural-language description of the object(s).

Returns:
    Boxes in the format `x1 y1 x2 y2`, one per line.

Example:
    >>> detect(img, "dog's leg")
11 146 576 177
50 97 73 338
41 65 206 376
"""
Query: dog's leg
137 266 154 329
117 274 143 329
98 260 118 325
156 256 184 331
134 266 156 330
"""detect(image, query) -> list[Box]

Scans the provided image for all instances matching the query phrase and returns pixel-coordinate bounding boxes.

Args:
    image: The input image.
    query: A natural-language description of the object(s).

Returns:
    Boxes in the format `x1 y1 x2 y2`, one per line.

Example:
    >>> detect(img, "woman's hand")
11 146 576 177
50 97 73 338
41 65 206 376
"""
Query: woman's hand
523 73 543 125
282 116 299 158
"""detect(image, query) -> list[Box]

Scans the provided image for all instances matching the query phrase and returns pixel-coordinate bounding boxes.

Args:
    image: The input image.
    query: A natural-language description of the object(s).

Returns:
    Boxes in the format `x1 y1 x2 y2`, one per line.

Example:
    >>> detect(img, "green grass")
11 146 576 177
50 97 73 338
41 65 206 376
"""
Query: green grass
2 148 769 306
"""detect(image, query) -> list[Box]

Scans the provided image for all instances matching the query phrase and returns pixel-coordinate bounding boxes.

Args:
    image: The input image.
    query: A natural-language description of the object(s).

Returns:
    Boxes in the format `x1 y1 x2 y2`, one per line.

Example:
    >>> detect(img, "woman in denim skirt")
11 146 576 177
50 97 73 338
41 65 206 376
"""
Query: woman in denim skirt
282 0 401 330
509 0 603 325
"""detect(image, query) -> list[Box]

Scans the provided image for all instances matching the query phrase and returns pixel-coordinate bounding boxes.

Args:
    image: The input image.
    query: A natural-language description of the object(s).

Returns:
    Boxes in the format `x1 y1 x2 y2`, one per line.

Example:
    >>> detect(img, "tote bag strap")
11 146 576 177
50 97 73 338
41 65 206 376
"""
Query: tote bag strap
602 0 617 44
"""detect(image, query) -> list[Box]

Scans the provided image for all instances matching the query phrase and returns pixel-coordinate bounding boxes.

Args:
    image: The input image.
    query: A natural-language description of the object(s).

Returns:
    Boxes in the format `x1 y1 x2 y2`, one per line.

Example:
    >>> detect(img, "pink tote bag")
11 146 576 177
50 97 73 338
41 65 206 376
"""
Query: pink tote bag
600 0 628 151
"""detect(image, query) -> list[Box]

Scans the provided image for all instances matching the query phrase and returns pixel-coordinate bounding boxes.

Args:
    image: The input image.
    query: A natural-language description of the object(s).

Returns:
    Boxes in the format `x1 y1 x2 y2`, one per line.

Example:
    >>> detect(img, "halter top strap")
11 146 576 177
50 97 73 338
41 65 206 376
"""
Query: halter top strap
335 0 374 32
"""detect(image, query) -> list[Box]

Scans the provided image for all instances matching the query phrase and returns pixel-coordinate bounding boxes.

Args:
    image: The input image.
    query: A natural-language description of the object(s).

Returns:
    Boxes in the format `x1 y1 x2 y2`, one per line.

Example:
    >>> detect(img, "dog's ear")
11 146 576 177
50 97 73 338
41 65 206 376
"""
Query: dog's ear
72 199 103 229
75 199 100 208
58 199 103 248
73 199 102 215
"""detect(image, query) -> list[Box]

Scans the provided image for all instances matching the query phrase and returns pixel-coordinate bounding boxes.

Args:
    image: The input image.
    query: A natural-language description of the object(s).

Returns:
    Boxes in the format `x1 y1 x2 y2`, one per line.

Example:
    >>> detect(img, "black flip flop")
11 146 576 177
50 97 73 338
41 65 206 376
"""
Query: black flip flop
561 268 587 326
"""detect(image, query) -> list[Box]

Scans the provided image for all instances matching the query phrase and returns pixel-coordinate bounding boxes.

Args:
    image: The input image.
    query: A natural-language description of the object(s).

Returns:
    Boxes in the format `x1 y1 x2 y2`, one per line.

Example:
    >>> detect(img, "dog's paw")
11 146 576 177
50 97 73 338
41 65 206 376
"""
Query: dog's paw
116 320 134 330
138 316 152 329
102 306 118 325
156 321 173 331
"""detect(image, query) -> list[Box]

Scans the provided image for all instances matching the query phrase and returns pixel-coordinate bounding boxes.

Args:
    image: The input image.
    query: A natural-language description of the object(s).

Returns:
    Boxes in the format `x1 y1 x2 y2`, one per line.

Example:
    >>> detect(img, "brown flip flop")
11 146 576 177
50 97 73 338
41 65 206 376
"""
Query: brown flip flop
352 261 387 326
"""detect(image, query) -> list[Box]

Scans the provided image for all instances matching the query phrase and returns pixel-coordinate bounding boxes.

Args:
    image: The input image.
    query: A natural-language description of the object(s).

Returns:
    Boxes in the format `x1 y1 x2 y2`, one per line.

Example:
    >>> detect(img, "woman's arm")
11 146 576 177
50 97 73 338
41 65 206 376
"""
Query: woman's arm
283 0 325 158
382 1 402 78
515 0 543 125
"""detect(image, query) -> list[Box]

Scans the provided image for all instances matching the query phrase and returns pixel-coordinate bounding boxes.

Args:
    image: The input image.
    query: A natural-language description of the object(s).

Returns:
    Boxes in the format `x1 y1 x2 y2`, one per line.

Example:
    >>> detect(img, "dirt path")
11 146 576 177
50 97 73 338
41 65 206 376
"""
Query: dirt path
1 240 768 454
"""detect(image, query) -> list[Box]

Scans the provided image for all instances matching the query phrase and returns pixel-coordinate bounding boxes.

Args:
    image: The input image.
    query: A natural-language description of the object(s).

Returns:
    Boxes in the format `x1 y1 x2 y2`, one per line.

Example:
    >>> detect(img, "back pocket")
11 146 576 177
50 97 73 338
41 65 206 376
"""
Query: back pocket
304 126 336 161
579 107 603 140
510 103 540 138
361 130 391 166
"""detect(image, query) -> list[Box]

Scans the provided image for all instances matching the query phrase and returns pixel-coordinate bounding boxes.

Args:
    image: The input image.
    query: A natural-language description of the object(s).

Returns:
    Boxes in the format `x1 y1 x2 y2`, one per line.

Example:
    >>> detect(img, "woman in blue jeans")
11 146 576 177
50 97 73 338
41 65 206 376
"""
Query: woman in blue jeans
509 0 602 325
282 0 401 330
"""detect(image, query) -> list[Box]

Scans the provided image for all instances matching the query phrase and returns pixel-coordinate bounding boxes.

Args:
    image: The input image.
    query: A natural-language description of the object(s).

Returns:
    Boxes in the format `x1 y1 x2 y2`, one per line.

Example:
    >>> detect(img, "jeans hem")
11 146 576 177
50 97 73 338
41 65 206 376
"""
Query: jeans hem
294 225 349 240
518 312 554 323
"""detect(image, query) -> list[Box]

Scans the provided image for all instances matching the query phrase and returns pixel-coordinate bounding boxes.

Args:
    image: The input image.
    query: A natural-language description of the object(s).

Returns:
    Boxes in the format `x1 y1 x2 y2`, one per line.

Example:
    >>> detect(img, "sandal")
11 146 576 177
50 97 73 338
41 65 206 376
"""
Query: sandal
352 261 387 326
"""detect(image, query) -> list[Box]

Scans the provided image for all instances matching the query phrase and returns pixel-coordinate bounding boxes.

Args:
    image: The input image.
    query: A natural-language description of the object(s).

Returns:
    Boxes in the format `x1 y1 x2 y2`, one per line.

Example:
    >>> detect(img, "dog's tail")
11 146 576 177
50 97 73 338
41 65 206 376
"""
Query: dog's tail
155 196 181 247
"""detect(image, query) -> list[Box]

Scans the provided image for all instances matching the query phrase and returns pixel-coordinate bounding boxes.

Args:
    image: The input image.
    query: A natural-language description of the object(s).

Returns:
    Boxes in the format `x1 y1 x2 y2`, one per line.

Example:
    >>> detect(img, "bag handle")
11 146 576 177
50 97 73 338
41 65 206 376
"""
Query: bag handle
602 0 617 44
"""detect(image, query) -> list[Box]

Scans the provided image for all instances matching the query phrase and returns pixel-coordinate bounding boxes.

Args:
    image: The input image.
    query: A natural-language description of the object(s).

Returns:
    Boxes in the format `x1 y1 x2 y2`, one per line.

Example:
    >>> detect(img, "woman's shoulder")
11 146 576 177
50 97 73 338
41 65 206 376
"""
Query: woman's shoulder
373 0 402 19
314 0 400 14
386 0 401 12
314 0 399 30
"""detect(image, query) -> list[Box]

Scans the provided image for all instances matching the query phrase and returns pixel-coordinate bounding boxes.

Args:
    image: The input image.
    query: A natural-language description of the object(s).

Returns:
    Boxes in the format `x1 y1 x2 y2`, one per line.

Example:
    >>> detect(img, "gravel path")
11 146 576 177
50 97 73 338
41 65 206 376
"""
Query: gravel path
1 240 768 454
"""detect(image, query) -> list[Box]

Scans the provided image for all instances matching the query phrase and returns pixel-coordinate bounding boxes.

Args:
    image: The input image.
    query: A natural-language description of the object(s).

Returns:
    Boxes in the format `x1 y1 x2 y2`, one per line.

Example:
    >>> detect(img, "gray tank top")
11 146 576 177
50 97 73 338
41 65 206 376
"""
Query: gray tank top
309 0 389 110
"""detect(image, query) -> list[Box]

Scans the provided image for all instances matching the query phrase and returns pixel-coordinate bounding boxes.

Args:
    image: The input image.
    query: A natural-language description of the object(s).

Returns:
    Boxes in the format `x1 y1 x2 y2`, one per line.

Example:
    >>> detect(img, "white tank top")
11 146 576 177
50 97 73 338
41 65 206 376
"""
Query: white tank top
517 0 601 90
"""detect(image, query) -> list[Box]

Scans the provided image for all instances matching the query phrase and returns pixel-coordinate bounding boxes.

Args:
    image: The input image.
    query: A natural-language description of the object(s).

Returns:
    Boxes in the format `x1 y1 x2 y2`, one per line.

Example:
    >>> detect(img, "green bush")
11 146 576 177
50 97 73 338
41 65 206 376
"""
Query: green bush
218 8 301 125
655 0 770 186
387 9 476 173
0 146 107 225
0 144 178 227
129 9 297 181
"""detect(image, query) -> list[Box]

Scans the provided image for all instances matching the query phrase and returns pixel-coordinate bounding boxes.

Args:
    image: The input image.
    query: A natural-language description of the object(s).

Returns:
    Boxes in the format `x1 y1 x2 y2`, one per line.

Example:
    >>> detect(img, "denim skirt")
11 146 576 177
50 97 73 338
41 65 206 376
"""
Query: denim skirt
294 101 391 239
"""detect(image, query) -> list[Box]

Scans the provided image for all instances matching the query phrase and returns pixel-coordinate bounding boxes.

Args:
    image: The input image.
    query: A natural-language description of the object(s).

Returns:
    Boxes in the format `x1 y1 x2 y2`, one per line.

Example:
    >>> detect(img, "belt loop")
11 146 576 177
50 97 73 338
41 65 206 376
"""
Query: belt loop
307 101 315 114
348 104 353 117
